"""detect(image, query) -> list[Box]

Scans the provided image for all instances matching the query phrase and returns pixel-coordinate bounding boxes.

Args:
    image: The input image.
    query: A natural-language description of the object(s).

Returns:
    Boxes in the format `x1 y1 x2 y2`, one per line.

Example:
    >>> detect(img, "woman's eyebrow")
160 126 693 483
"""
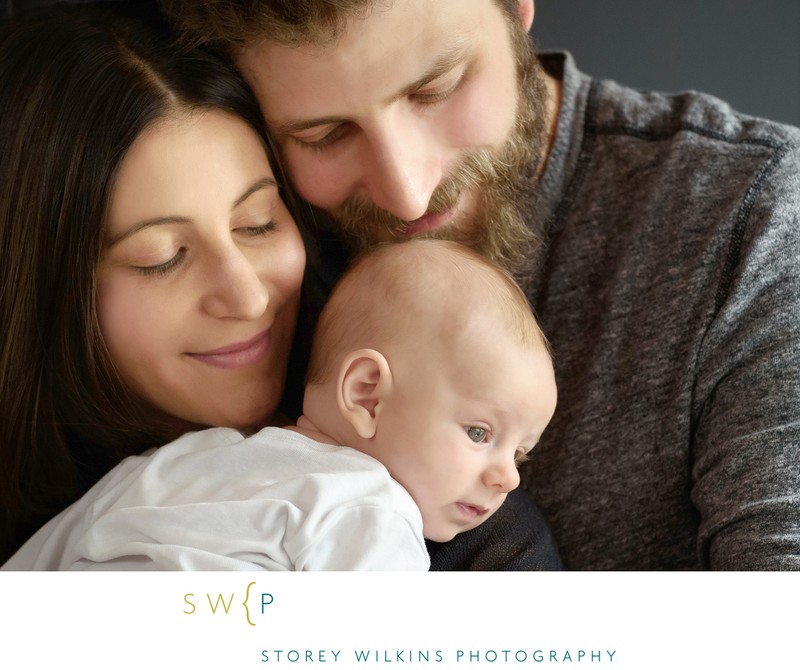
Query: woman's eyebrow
233 177 279 208
106 216 192 247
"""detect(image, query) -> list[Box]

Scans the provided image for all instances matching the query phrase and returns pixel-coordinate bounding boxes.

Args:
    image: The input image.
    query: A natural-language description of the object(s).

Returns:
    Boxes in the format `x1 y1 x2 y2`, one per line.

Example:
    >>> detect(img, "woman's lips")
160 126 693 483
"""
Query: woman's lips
186 330 271 369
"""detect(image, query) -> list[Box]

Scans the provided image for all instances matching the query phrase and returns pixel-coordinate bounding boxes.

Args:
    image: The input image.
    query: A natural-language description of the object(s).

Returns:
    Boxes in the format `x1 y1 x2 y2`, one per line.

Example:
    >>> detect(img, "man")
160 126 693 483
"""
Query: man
161 0 800 569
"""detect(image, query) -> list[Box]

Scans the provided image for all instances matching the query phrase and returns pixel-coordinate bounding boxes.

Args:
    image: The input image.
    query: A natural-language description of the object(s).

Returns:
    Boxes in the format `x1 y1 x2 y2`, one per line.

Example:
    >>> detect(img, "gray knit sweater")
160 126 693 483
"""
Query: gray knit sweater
520 53 800 570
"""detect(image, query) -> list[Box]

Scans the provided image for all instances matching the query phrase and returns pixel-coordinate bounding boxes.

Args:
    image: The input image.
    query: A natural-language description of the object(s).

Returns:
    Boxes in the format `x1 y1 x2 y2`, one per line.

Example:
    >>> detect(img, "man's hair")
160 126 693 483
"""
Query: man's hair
305 239 548 385
161 0 522 49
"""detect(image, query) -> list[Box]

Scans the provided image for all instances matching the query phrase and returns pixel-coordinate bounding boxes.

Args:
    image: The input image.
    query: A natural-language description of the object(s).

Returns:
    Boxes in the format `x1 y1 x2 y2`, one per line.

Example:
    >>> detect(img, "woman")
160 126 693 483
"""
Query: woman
0 5 307 562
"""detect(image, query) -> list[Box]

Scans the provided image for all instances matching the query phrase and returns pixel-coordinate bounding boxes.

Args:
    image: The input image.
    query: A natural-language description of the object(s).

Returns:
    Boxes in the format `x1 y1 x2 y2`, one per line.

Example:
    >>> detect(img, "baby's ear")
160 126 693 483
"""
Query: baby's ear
337 349 393 439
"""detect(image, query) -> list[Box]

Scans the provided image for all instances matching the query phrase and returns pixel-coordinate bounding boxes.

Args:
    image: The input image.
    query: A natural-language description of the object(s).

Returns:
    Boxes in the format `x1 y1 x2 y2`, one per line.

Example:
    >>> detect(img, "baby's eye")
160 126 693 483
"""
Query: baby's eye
465 426 488 443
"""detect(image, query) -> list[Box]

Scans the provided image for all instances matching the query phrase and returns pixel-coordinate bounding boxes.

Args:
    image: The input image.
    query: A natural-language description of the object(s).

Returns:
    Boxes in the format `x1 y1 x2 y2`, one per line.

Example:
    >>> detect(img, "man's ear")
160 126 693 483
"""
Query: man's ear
518 0 534 31
336 349 393 439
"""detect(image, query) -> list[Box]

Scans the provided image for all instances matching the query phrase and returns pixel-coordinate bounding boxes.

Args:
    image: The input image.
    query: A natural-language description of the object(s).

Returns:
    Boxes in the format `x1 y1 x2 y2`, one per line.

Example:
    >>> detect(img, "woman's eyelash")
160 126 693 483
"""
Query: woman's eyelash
241 221 276 236
135 248 186 277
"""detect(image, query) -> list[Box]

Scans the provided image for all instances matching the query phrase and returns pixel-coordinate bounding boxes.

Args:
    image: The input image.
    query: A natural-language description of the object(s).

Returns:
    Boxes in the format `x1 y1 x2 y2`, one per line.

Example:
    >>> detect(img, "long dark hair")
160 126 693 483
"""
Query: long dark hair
0 4 288 561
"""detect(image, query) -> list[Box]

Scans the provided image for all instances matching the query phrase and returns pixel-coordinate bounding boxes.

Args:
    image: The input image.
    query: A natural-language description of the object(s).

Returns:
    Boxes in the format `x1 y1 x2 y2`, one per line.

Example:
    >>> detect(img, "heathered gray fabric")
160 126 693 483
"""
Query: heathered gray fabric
519 53 800 570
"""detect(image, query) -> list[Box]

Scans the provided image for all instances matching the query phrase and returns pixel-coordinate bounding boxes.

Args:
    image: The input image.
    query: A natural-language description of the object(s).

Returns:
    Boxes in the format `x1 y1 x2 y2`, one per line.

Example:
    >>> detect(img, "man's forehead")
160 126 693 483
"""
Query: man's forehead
235 0 498 121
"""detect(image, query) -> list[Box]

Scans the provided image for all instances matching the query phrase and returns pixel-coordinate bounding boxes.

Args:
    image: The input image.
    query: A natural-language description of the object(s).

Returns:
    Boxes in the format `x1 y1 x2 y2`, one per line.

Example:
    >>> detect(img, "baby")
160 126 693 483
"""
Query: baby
3 239 557 570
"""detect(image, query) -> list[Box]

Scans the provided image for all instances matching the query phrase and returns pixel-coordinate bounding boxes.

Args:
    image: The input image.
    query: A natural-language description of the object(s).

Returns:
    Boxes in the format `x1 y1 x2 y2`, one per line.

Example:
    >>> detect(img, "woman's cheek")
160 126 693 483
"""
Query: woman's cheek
274 226 307 296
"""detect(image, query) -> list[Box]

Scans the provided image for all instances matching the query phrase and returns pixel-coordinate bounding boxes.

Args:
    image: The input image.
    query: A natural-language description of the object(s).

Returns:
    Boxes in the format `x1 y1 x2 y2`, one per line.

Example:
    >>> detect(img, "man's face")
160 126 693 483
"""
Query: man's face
237 0 548 268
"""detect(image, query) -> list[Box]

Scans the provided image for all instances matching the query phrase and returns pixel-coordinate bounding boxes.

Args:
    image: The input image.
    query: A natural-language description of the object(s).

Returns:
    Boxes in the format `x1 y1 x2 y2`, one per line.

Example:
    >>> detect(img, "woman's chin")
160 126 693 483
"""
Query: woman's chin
227 405 279 434
164 399 279 437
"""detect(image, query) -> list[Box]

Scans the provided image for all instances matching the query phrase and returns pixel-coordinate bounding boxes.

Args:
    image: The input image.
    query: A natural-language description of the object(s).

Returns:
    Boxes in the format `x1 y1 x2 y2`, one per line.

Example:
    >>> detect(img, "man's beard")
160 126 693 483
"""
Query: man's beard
330 20 548 271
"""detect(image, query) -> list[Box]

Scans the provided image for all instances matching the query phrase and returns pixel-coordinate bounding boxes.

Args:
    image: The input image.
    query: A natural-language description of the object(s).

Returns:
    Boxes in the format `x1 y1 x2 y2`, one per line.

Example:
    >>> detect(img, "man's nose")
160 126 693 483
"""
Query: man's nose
360 113 443 221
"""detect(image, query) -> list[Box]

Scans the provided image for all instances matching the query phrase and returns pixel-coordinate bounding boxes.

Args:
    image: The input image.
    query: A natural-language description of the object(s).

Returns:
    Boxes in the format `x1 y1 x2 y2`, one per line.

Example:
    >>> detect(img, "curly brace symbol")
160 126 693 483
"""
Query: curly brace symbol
243 581 257 627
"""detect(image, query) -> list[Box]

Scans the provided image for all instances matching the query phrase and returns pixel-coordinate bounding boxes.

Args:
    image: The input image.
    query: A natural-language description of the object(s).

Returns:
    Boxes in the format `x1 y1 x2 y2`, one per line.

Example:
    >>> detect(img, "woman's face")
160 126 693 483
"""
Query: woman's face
97 110 306 431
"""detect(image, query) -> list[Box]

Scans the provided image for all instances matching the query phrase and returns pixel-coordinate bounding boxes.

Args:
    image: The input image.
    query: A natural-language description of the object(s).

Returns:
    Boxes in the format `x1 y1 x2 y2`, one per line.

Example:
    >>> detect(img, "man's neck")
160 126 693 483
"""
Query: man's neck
539 71 564 178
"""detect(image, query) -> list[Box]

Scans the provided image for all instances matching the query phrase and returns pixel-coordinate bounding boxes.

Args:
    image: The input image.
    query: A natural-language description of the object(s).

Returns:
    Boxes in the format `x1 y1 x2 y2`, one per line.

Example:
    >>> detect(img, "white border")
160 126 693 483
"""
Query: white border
1 572 797 669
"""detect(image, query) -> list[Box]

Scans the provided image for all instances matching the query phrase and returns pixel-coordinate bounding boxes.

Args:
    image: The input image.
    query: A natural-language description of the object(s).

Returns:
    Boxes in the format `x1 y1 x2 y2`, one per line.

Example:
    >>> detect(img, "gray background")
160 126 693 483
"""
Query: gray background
532 0 800 127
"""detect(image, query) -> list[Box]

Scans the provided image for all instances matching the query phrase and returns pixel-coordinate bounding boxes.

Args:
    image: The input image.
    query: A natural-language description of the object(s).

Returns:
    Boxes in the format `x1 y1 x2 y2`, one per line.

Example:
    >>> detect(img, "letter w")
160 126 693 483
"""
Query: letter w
207 593 235 614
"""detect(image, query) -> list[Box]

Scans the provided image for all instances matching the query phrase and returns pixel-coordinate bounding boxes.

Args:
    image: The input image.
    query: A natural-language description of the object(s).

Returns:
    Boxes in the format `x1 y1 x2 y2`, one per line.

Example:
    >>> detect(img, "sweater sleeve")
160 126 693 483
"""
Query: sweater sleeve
691 140 800 569
426 488 563 571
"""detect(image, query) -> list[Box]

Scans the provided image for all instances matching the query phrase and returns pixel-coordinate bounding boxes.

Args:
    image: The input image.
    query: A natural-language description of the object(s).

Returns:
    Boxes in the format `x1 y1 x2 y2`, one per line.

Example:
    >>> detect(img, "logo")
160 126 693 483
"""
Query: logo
183 581 274 627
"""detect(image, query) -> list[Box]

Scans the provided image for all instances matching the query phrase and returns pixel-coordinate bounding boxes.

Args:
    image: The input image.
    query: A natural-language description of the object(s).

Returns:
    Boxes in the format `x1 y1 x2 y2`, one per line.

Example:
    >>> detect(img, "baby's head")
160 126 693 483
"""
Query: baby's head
303 239 557 541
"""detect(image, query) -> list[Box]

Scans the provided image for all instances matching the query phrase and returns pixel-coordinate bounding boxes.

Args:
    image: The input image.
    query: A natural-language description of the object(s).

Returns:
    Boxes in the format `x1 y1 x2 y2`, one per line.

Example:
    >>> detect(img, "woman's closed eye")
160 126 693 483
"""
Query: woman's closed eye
237 221 276 237
133 247 186 277
129 220 276 278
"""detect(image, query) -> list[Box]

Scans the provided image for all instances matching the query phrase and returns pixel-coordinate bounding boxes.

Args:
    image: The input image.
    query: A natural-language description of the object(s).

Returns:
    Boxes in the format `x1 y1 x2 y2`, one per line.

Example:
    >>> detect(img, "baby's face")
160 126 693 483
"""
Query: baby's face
366 328 557 542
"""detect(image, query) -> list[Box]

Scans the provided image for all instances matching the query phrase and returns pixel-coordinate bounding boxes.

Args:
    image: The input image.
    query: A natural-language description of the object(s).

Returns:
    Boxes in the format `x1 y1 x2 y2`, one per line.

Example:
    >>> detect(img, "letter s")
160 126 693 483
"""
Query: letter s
183 593 196 614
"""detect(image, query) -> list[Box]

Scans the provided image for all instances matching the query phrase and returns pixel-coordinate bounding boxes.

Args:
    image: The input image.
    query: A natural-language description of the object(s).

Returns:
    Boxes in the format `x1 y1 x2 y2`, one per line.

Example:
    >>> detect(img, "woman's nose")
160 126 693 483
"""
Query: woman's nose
201 248 269 320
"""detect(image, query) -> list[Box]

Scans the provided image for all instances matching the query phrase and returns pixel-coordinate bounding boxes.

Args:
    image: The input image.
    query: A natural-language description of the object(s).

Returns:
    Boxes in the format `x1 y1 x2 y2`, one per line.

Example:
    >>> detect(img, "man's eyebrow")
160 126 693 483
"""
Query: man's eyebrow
269 43 470 135
393 42 470 100
107 177 279 247
270 114 350 136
